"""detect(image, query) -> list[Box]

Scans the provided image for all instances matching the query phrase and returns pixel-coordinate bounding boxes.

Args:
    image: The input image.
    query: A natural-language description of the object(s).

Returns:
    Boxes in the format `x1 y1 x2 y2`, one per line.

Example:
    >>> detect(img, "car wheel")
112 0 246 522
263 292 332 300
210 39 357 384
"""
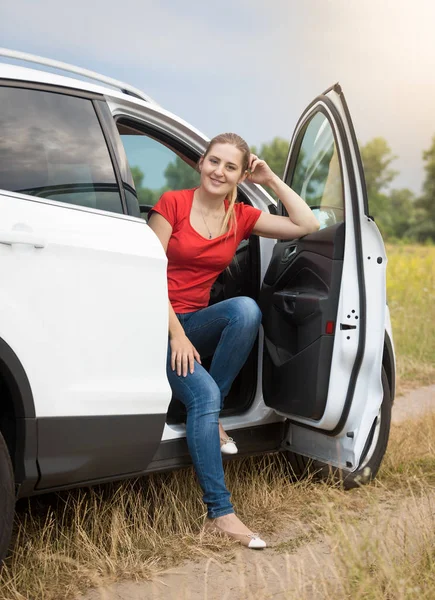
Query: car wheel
0 430 14 564
285 367 392 489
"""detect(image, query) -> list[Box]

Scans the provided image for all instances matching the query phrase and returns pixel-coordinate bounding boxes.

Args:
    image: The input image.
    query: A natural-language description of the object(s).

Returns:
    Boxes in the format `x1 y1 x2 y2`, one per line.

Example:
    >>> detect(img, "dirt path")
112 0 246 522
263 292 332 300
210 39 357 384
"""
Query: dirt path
78 385 435 600
389 384 435 424
78 490 435 600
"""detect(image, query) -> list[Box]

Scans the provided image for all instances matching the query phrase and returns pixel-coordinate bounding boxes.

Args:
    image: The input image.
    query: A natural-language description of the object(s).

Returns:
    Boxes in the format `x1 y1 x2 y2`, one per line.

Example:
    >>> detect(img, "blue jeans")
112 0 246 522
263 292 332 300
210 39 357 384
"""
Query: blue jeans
166 297 262 518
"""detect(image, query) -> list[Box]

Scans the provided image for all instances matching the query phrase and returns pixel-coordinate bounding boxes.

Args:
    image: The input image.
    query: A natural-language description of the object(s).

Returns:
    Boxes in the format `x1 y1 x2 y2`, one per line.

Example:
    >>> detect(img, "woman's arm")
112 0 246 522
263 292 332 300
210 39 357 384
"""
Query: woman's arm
148 212 201 376
247 156 320 240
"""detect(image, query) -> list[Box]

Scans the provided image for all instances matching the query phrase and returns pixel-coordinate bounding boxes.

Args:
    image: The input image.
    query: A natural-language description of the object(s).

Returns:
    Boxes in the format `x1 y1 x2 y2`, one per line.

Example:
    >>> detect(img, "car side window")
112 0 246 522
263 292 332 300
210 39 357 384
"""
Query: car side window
287 112 344 229
0 86 123 214
117 120 200 215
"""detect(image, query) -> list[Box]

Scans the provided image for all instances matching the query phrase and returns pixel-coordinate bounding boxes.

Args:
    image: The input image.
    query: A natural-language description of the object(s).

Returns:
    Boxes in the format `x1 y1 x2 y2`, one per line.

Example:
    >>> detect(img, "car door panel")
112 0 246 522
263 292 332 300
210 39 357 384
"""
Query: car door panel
260 85 386 471
0 191 170 490
259 223 344 420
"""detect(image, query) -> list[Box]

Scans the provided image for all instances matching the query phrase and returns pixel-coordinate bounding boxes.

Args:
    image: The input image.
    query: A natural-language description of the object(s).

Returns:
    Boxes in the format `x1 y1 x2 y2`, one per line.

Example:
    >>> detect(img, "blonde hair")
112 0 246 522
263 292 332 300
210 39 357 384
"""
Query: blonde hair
202 133 250 237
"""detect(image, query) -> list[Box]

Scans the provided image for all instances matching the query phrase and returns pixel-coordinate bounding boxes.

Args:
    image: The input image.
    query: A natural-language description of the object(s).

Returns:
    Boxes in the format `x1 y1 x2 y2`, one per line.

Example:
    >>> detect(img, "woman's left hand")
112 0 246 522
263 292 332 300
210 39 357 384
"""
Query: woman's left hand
246 154 276 186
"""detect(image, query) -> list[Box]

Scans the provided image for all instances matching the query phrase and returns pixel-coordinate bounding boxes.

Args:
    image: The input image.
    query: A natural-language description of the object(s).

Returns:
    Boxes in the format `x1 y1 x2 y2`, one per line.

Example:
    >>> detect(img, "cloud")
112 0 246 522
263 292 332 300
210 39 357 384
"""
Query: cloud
1 0 433 192
0 0 264 76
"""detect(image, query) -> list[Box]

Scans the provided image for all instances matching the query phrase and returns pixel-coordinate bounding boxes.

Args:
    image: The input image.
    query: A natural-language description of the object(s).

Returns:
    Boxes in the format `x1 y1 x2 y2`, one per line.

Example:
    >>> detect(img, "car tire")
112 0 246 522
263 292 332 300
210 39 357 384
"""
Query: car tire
0 430 14 564
285 366 392 490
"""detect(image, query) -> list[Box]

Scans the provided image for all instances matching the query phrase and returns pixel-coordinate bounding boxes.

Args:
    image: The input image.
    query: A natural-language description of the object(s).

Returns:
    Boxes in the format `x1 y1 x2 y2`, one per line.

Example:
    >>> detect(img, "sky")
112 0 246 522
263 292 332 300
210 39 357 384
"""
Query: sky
0 0 434 194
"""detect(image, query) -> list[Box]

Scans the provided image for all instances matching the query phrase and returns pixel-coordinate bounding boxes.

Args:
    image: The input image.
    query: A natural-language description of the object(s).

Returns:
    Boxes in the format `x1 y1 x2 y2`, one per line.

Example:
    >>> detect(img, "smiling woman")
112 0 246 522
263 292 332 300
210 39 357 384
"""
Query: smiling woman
193 134 252 239
147 131 319 548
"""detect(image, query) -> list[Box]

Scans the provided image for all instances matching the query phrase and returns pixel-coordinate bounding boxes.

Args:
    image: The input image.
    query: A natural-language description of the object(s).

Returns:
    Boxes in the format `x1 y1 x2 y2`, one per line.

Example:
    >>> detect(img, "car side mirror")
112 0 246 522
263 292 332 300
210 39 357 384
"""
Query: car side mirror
268 203 277 215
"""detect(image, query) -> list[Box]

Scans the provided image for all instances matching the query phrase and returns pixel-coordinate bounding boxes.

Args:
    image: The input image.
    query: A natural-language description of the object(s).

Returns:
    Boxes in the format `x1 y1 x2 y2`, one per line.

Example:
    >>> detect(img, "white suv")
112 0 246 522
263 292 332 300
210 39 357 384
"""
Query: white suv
0 49 395 561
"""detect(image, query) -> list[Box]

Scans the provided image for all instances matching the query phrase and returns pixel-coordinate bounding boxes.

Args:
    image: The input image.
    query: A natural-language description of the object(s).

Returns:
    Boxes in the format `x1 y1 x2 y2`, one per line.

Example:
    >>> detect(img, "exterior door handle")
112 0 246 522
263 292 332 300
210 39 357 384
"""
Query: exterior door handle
0 230 46 249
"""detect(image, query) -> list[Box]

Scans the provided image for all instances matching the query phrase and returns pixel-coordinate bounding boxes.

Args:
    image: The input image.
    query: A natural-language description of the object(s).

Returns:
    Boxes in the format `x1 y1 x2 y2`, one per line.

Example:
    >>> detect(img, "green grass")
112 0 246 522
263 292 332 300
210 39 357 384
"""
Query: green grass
386 244 435 390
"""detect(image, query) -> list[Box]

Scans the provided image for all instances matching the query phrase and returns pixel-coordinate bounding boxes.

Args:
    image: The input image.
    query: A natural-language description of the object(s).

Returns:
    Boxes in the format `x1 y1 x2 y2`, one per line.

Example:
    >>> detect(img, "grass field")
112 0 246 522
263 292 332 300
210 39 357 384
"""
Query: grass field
386 244 435 391
0 244 434 600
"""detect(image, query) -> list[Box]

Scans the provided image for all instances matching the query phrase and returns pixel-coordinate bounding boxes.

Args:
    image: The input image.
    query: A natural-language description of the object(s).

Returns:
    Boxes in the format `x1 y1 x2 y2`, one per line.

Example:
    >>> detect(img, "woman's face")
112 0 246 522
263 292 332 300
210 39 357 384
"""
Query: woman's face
199 143 246 197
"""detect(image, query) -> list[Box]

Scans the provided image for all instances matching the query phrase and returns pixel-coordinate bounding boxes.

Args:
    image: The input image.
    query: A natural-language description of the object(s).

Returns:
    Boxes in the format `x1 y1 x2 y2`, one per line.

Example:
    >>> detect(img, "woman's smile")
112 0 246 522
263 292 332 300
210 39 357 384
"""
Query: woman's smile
198 142 246 197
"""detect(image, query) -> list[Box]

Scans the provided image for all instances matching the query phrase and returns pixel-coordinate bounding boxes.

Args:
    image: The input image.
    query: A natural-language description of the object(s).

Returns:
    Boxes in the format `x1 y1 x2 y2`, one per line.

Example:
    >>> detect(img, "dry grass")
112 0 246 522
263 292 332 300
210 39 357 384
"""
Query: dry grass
386 244 435 391
0 244 433 599
1 414 435 599
0 458 319 600
301 485 435 600
311 420 435 599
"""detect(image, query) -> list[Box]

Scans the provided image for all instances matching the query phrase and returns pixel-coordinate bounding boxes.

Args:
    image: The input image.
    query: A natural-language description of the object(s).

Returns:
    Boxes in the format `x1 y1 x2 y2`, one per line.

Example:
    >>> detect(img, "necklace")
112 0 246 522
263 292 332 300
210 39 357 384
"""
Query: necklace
196 191 225 239
199 205 214 239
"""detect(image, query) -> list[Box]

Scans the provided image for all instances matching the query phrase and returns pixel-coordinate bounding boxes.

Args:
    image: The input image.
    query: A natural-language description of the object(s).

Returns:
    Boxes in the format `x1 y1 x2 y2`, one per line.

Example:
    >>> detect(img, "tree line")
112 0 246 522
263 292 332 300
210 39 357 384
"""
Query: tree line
132 135 435 243
251 135 435 242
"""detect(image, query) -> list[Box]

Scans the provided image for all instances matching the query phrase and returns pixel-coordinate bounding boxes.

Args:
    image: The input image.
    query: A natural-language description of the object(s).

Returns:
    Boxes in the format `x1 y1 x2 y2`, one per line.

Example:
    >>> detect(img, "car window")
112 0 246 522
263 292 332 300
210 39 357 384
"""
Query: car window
0 86 123 214
117 121 200 212
287 112 344 229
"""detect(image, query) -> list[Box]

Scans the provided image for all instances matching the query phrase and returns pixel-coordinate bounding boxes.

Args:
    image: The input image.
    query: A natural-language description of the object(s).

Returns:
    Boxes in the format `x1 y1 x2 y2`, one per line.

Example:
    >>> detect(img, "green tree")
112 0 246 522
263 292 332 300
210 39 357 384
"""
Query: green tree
360 138 399 230
411 136 435 241
251 137 289 178
130 165 160 206
360 138 398 199
130 165 144 190
164 157 200 190
251 137 289 200
382 188 417 239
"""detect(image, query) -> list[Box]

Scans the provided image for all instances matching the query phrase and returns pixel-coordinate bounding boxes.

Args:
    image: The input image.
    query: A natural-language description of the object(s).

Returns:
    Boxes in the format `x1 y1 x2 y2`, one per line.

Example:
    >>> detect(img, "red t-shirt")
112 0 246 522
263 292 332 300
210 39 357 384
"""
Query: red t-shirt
150 188 262 313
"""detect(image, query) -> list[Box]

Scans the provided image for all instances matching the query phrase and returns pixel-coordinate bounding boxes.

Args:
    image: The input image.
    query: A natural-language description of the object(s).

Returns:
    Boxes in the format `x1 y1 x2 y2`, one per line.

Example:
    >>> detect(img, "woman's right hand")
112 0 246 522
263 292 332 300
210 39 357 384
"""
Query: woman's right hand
170 334 201 377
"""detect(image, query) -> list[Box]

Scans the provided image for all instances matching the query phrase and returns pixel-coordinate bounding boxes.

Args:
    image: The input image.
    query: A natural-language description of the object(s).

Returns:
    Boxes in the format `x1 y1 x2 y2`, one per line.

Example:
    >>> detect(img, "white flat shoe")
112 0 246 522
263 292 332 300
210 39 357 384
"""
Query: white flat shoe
204 520 267 549
220 436 238 455
246 535 267 549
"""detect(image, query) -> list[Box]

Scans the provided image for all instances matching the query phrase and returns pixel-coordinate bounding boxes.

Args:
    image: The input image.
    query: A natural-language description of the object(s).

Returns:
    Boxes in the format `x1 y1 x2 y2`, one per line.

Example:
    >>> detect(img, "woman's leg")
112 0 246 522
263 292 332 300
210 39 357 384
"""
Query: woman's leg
166 348 233 519
167 345 266 546
183 297 262 409
167 299 266 545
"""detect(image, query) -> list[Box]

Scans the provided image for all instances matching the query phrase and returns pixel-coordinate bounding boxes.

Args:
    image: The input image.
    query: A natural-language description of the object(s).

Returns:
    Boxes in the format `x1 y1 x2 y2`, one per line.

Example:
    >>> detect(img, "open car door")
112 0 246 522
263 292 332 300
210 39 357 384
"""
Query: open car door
259 84 388 472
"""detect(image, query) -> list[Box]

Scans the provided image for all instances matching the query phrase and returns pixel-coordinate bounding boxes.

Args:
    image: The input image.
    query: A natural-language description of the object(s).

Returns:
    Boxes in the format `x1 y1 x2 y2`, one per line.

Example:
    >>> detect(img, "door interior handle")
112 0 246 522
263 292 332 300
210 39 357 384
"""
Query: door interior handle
281 245 297 263
0 230 46 249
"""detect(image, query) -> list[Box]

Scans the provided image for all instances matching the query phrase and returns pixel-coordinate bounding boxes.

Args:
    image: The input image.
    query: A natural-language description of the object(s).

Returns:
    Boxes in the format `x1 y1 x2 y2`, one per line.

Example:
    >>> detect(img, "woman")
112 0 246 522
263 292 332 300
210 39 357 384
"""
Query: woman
148 133 319 549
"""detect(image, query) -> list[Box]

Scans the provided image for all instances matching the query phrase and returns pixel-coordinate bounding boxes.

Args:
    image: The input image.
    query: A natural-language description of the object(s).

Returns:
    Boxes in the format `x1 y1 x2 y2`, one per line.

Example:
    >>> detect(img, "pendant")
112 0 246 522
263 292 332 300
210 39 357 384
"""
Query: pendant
209 234 212 239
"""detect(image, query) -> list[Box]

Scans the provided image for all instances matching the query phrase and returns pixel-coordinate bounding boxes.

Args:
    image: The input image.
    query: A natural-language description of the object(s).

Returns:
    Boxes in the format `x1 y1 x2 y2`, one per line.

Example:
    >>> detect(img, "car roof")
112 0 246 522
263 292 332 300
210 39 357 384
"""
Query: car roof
0 47 155 103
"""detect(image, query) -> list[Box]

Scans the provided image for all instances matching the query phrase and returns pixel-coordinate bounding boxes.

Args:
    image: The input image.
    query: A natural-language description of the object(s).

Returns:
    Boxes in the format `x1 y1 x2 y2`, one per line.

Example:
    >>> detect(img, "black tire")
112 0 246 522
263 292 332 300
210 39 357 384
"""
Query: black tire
0 430 14 564
285 367 392 490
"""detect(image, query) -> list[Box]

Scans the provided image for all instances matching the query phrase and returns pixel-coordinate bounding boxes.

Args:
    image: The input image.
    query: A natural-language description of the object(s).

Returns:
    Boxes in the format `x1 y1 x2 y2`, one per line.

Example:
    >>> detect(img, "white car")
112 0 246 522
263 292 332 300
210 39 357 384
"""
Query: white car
0 49 395 561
